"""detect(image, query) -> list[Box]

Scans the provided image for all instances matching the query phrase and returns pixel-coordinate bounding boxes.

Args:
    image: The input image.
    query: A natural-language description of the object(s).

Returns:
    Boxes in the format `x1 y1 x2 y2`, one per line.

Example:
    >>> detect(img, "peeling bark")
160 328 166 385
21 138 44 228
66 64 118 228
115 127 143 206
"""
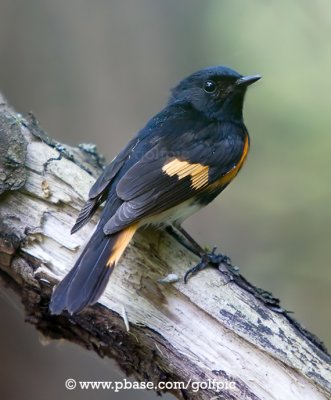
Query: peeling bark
0 95 330 400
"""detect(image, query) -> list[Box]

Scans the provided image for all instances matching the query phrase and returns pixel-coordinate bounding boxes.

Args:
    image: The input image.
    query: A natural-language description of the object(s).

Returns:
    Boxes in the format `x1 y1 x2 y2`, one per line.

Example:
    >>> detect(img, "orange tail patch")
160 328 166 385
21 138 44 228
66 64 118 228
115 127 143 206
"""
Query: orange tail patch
106 224 138 267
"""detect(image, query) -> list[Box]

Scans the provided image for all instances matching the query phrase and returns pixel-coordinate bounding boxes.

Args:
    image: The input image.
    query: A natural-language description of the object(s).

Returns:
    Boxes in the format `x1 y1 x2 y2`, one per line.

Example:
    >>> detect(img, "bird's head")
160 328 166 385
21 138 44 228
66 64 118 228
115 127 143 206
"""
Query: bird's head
169 66 261 121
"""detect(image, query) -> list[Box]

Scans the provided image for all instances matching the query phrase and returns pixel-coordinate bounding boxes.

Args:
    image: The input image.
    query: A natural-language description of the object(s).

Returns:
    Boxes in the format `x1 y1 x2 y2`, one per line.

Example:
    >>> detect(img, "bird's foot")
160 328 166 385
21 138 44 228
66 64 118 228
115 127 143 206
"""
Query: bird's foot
184 246 236 283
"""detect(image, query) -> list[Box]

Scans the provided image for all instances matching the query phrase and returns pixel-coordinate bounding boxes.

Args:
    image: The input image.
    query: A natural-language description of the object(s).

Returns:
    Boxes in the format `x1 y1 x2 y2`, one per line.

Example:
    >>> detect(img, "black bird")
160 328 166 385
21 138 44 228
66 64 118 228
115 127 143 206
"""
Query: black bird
49 66 261 315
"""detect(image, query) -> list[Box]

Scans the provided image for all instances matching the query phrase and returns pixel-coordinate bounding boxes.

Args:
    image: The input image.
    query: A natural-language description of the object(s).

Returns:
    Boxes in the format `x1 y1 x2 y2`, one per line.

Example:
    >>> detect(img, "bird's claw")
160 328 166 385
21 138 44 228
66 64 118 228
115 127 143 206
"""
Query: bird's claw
184 246 232 283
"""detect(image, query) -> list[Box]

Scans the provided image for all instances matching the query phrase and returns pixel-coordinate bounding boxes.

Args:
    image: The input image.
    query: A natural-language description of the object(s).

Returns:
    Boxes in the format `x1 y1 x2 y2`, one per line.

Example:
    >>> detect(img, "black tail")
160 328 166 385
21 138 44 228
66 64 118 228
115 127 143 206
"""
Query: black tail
49 227 121 315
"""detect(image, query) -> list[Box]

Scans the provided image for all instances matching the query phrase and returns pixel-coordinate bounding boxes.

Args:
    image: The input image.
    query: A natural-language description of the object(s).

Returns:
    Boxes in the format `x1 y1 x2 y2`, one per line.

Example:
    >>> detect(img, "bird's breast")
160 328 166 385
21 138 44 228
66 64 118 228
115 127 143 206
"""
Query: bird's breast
206 131 249 193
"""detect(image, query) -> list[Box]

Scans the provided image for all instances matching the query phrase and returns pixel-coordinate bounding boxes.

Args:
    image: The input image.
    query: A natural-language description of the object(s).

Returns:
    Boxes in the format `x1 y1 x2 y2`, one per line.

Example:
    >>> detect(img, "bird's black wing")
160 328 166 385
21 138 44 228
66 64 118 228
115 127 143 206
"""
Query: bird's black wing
103 121 246 234
71 137 139 233
71 105 189 233
71 104 198 233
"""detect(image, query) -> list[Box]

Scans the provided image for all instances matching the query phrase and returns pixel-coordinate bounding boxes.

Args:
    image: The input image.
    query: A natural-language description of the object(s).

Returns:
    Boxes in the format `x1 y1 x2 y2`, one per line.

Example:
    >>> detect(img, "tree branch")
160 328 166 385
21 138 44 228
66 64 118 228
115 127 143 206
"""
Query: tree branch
0 95 330 400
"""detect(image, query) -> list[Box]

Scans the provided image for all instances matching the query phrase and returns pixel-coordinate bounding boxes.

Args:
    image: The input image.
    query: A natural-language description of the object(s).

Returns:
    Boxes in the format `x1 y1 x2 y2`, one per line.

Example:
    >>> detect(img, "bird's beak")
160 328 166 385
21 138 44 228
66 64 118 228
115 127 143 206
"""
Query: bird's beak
235 74 261 87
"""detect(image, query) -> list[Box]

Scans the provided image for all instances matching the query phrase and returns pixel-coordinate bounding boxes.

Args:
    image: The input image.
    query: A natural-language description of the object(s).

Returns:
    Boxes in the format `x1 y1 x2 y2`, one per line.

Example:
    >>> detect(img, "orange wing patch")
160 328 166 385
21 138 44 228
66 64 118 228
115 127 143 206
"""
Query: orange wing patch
162 159 209 190
106 223 138 267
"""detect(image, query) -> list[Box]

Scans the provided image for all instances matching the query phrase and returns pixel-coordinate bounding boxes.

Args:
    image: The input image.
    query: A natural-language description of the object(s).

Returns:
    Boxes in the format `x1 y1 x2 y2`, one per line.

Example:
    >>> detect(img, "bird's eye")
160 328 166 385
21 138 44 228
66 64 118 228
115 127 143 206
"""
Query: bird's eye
203 80 217 93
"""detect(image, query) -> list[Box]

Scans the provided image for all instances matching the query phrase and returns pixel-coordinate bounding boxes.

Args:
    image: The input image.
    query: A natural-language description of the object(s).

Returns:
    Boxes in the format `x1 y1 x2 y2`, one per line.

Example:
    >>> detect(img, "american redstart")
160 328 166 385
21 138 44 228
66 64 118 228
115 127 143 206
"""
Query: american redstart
50 66 261 315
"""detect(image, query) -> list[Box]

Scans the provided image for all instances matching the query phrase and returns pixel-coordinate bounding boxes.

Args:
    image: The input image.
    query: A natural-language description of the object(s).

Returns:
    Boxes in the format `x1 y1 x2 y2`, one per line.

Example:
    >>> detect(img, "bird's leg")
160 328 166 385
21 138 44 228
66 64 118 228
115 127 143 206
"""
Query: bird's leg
165 224 204 256
165 224 234 283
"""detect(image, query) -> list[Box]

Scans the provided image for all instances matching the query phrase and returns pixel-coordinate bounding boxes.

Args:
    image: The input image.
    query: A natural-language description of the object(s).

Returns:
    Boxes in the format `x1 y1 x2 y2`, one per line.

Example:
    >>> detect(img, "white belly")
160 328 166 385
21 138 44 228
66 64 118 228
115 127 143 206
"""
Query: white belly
142 198 203 227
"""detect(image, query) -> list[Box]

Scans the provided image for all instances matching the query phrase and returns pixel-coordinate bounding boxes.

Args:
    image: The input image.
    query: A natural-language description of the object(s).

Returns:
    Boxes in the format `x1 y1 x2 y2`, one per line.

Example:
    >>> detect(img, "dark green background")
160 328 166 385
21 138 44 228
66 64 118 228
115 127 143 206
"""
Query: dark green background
0 1 330 399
